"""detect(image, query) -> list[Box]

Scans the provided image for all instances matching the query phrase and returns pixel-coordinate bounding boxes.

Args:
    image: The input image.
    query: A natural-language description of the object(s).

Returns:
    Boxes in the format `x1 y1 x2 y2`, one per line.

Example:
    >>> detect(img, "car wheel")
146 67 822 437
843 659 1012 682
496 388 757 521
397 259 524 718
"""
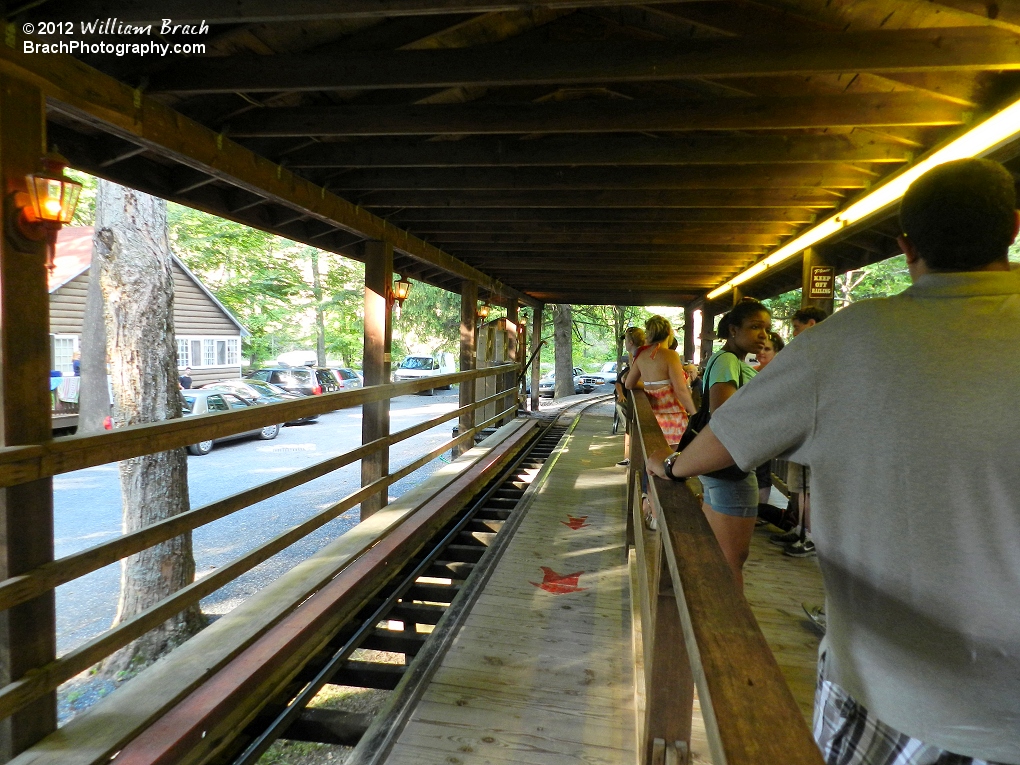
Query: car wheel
188 440 213 456
258 424 281 440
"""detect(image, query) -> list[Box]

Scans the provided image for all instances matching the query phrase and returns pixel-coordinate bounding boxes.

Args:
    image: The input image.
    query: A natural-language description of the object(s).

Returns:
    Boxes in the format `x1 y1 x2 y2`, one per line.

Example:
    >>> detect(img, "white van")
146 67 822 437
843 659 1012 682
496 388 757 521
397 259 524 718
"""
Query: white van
392 352 456 394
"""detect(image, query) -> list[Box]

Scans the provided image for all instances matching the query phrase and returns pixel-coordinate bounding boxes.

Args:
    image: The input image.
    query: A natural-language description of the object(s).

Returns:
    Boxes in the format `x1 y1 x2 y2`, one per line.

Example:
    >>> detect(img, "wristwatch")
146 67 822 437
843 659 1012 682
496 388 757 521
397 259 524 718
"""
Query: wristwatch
663 451 684 482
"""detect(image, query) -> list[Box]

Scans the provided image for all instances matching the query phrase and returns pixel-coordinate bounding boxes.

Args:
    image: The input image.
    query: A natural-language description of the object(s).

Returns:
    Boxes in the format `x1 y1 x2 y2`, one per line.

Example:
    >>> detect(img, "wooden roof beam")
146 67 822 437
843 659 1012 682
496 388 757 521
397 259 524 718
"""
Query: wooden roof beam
406 221 797 235
30 0 691 25
357 189 843 209
328 165 874 191
388 208 819 224
150 27 1020 94
433 232 782 245
226 93 964 137
282 134 913 168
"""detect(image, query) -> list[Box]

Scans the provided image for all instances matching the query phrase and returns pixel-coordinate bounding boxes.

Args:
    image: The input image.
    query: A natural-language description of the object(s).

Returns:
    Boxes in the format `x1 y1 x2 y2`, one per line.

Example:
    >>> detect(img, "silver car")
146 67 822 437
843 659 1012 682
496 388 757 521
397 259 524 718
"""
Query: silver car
181 389 282 456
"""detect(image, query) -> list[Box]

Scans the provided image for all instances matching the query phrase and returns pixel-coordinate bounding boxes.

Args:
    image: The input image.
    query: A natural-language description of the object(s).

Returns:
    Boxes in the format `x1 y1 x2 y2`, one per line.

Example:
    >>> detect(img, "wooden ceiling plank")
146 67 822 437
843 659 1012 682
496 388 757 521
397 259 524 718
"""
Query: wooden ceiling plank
283 134 912 167
406 221 797 234
388 207 819 223
150 27 1020 93
357 189 842 208
430 232 781 244
225 93 964 137
328 164 873 190
29 0 697 26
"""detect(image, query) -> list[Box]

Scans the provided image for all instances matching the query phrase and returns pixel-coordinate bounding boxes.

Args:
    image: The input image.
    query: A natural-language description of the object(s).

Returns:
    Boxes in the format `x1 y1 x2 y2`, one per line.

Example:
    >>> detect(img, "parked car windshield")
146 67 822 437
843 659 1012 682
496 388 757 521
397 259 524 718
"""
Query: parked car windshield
181 395 194 413
399 357 435 370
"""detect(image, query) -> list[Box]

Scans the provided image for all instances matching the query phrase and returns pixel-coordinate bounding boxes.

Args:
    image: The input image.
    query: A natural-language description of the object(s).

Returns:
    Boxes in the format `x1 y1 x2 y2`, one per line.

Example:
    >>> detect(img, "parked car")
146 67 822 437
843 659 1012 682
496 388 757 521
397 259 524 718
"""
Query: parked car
586 361 618 385
331 368 363 389
537 368 588 397
245 366 340 397
198 379 318 425
392 352 456 395
181 389 281 456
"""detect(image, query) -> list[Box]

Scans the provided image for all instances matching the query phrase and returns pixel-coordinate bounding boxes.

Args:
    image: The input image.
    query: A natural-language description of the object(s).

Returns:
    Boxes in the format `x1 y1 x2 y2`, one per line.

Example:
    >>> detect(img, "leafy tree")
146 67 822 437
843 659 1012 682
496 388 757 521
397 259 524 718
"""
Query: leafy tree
390 279 461 360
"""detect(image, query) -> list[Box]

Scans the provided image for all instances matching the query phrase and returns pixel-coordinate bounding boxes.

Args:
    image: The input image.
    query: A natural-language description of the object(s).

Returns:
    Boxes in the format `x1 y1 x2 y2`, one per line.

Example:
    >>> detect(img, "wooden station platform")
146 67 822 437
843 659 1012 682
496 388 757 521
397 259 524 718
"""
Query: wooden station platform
384 412 635 765
381 410 826 765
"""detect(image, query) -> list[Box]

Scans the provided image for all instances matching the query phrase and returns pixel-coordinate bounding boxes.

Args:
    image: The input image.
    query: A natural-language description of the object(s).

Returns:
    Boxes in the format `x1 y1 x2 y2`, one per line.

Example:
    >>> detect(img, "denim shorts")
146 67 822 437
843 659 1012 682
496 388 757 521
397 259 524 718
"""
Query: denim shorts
700 472 759 517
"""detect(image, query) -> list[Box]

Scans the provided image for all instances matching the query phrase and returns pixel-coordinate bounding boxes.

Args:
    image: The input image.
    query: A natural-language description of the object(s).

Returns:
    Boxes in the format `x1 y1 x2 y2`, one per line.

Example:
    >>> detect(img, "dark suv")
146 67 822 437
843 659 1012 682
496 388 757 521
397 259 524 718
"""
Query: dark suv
246 367 340 396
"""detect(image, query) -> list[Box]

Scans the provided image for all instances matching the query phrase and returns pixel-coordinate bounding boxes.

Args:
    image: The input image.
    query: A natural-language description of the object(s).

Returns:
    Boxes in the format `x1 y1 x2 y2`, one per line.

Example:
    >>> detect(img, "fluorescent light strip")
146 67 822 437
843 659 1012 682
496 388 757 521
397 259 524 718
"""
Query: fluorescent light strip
706 95 1020 300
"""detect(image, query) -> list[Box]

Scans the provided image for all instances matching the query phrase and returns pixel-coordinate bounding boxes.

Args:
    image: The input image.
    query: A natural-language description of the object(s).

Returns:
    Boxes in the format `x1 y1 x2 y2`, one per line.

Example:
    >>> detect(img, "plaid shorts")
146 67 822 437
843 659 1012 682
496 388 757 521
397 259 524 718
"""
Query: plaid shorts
813 672 1003 765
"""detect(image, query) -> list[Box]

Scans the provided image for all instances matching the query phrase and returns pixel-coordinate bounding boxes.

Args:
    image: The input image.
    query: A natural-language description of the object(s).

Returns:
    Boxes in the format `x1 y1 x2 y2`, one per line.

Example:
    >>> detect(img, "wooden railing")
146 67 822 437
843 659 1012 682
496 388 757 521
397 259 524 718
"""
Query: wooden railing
0 365 518 727
627 391 824 765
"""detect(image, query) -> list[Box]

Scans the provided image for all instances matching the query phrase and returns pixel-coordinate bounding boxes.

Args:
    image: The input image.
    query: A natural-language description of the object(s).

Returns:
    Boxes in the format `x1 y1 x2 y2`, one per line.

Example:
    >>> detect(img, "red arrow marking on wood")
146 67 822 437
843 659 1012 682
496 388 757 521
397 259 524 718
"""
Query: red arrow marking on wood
530 566 586 594
561 514 589 530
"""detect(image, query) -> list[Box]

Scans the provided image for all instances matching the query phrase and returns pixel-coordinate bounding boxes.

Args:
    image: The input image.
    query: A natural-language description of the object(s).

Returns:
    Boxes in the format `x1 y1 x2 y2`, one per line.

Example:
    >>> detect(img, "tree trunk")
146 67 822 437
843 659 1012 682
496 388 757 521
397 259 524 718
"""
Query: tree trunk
94 181 203 677
77 253 109 435
310 249 327 367
613 306 627 368
552 304 574 399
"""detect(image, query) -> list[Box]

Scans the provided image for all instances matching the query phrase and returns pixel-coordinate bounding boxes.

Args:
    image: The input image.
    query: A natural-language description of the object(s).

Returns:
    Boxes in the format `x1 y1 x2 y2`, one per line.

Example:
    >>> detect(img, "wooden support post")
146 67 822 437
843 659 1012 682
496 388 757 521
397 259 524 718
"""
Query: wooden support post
530 304 543 412
455 281 477 457
801 247 836 317
643 544 695 765
699 310 716 364
731 286 744 307
360 240 393 520
504 300 519 424
682 306 696 363
0 75 57 759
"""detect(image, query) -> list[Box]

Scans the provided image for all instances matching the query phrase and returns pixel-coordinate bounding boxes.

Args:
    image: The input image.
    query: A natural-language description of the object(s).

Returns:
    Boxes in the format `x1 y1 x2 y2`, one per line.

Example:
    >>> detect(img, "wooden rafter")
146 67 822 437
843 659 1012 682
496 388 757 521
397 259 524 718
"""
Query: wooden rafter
150 27 1020 93
356 189 843 208
226 93 964 137
282 134 913 168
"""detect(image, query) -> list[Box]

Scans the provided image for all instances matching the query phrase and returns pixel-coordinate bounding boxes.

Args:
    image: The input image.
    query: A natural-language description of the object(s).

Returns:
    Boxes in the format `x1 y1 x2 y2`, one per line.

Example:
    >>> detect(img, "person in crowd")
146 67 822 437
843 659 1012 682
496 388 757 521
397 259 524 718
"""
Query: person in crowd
753 331 784 372
614 326 645 467
649 157 1020 765
626 316 696 528
752 331 795 530
791 306 828 335
683 363 702 411
683 299 770 587
179 367 193 390
772 309 828 557
72 351 81 377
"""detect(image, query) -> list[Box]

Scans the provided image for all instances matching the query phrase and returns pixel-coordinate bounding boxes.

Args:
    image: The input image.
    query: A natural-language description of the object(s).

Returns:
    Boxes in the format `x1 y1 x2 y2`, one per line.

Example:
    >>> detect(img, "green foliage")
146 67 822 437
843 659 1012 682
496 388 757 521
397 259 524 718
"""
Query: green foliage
67 169 98 226
391 280 461 359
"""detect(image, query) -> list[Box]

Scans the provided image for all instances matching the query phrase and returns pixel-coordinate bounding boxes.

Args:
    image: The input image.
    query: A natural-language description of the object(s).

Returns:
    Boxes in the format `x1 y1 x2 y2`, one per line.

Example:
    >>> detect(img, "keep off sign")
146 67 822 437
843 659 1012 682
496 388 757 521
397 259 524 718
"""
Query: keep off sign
808 265 835 300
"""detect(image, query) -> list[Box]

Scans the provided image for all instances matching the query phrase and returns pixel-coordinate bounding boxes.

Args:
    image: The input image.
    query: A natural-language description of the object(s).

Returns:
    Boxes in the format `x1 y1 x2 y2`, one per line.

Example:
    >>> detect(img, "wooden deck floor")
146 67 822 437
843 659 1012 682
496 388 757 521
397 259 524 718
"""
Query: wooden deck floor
385 413 634 765
384 410 825 765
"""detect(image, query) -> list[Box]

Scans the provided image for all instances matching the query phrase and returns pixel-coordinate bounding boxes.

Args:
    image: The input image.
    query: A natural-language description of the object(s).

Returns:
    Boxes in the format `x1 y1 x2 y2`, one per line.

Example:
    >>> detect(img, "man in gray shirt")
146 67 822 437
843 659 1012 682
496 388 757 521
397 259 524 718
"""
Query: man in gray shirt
650 158 1020 765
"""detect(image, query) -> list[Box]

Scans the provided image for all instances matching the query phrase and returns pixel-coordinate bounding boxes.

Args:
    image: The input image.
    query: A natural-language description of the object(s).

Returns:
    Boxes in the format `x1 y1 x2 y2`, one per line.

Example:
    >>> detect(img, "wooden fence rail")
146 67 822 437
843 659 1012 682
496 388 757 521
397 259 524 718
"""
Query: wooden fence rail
0 364 517 490
629 391 824 765
0 372 517 724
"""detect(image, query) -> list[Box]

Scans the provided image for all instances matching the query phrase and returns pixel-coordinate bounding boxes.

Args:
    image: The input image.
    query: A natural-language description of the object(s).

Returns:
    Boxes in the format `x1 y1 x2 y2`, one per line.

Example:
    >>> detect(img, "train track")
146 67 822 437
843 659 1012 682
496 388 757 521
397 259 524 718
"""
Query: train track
217 394 615 765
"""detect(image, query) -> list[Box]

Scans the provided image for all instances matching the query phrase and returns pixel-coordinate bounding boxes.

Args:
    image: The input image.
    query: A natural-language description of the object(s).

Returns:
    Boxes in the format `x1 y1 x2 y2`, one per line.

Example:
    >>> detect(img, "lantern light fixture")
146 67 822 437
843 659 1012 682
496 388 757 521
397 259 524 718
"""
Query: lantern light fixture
13 151 82 274
476 301 491 320
390 277 412 316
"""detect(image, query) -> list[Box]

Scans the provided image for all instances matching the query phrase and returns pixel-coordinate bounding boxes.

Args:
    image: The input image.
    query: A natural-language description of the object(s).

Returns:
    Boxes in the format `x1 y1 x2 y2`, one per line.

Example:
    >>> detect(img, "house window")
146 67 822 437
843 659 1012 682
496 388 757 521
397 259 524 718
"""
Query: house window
53 336 76 375
177 336 242 367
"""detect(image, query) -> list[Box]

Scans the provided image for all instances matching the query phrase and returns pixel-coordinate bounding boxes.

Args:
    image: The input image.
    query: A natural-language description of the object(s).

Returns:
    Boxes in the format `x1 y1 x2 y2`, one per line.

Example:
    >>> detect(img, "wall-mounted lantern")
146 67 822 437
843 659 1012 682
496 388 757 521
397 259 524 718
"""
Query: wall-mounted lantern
390 277 412 316
476 301 491 320
12 151 82 273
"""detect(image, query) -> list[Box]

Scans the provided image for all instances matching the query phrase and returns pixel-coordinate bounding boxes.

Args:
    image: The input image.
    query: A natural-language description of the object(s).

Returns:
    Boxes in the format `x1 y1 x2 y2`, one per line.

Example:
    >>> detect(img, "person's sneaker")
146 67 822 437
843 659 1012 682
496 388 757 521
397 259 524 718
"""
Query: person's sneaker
802 603 827 632
769 529 800 547
784 539 816 558
616 458 630 466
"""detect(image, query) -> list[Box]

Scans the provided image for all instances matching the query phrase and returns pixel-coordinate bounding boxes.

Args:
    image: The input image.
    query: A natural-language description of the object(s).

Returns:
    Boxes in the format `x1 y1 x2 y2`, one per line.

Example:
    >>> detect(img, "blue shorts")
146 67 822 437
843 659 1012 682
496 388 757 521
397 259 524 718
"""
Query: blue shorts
700 472 759 518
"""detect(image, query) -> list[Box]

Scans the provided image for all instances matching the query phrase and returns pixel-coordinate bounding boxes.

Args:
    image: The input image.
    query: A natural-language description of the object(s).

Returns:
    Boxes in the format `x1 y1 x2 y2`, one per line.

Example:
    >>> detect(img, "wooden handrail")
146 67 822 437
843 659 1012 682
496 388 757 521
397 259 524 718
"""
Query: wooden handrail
0 389 511 615
0 364 517 489
0 402 518 721
630 391 824 765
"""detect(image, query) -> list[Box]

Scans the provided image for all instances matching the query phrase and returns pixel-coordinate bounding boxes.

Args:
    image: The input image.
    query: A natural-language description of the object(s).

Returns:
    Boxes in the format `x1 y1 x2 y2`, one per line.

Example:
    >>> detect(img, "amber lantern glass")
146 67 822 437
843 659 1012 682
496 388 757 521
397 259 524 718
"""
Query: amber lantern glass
25 152 82 224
